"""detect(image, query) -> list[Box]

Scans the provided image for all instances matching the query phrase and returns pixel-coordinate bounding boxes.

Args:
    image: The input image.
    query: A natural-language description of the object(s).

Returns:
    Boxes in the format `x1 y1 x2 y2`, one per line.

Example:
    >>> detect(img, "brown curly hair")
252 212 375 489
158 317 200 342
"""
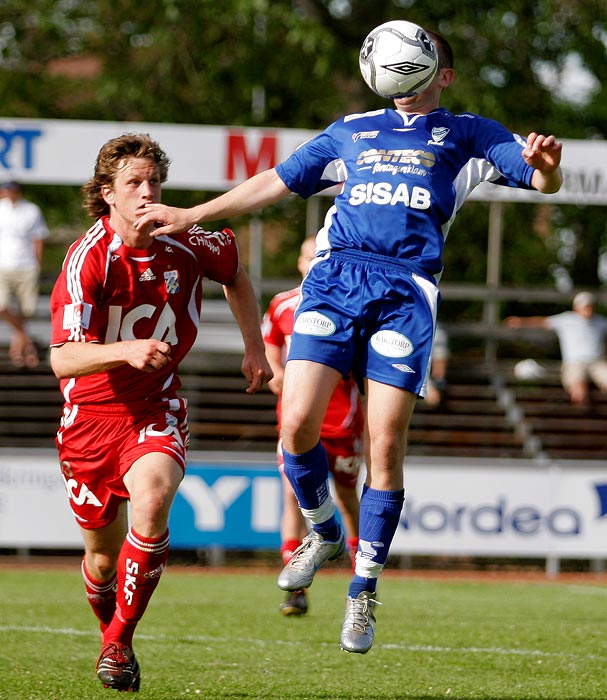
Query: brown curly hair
81 133 171 219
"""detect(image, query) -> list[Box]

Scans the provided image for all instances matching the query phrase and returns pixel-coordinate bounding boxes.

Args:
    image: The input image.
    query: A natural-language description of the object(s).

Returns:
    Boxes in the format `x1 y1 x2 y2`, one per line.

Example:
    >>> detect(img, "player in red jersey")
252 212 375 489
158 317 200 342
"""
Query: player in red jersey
262 236 363 616
49 133 272 691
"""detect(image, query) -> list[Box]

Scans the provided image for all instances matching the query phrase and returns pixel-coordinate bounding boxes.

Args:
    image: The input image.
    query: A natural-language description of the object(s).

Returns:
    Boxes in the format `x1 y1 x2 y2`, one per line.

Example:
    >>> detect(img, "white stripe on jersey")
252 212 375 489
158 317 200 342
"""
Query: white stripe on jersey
64 221 107 341
65 220 105 303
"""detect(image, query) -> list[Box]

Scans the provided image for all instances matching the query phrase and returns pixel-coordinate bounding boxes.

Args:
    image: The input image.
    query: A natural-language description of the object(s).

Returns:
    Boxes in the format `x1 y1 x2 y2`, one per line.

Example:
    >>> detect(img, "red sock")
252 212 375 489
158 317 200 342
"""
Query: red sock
81 558 117 633
347 537 359 572
103 528 169 647
281 538 302 566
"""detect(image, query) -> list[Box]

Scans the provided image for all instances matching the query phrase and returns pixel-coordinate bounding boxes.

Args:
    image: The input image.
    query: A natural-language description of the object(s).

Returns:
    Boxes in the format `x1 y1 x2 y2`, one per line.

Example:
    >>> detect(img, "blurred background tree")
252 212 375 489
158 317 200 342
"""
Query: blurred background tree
0 0 605 319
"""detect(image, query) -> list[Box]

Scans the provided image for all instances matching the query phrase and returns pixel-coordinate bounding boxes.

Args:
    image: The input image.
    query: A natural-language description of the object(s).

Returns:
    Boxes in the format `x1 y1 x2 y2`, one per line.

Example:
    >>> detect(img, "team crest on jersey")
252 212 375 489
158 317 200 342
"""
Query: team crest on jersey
428 127 450 146
164 269 180 294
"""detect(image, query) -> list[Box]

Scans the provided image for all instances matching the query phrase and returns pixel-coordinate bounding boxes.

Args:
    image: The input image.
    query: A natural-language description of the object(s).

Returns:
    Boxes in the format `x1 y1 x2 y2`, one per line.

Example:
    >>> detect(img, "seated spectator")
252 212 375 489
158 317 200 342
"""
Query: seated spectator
505 292 607 406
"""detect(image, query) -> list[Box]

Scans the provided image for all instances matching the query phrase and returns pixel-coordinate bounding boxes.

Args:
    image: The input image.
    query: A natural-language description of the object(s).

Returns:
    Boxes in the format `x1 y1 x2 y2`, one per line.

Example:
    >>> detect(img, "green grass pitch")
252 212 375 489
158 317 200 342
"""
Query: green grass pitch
0 565 605 699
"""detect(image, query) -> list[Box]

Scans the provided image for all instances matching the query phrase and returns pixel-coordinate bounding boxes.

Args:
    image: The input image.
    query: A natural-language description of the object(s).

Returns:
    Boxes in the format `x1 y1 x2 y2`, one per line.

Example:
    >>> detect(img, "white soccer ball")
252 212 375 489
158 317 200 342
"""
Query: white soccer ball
359 20 438 99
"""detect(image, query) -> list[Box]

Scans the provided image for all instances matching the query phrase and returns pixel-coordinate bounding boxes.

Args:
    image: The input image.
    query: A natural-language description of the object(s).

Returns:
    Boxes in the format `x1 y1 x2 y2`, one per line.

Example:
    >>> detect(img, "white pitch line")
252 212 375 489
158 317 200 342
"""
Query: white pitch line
0 624 599 660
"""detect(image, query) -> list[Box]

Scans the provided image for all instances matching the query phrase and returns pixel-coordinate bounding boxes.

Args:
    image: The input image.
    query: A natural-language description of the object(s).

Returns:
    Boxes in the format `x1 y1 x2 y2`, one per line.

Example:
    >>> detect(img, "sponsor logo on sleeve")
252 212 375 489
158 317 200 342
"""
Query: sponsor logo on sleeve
63 302 92 330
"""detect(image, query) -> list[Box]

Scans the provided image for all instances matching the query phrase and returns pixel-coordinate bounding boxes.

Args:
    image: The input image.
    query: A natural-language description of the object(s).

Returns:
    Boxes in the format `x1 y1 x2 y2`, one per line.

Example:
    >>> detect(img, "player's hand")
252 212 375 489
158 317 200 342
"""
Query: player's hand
241 349 274 394
523 133 562 173
135 203 198 237
124 339 172 372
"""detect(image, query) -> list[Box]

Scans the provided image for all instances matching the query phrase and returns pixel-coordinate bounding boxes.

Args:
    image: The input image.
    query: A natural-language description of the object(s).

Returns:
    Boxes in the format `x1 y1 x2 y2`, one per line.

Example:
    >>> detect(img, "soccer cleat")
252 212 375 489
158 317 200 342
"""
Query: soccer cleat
96 642 141 692
279 589 309 616
277 529 345 591
340 591 381 654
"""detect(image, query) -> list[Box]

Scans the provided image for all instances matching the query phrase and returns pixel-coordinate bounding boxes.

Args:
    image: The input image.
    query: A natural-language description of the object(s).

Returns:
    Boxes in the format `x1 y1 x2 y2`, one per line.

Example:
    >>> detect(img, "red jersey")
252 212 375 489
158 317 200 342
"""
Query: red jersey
262 286 363 439
50 217 239 406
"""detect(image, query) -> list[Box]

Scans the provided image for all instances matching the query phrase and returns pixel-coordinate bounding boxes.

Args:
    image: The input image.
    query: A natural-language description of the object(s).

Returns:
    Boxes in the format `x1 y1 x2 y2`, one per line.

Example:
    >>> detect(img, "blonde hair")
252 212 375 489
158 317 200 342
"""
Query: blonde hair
82 133 170 219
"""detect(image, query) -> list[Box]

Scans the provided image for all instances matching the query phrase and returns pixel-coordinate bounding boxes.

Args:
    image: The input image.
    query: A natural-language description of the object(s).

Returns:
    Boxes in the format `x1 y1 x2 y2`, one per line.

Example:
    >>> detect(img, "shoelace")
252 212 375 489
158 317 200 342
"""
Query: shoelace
288 536 317 571
98 644 132 668
346 597 382 633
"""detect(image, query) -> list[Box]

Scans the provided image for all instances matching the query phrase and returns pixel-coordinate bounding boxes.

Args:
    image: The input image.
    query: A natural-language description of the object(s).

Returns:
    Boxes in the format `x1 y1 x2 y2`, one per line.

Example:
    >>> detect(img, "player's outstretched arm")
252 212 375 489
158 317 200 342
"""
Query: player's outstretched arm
525 133 563 194
223 264 274 394
137 169 292 237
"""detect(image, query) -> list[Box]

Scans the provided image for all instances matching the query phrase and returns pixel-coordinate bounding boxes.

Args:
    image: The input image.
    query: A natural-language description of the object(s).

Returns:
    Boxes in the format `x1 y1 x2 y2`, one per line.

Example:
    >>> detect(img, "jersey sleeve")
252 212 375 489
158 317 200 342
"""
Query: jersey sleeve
469 116 534 189
49 235 105 346
186 227 240 285
276 127 341 199
262 296 287 347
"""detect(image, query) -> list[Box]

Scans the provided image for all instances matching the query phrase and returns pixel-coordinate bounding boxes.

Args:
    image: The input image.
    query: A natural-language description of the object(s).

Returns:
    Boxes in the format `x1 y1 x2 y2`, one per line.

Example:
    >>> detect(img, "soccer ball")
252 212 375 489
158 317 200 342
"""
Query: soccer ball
359 20 438 99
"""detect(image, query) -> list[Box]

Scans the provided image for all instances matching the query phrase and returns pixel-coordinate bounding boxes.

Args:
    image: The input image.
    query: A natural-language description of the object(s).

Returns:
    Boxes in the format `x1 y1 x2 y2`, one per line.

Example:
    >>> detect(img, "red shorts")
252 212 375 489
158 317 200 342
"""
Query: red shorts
56 399 189 530
278 434 362 489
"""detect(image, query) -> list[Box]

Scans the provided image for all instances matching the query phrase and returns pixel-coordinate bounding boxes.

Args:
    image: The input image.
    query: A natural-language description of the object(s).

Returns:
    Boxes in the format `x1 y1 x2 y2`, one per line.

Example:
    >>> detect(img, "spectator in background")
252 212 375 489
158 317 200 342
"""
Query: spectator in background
425 322 449 408
0 180 48 368
505 291 607 406
262 236 363 616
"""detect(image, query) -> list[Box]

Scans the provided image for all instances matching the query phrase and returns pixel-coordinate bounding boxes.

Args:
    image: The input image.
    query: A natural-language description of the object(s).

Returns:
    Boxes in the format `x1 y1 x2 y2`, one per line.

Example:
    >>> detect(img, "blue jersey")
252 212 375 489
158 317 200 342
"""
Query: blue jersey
276 107 534 279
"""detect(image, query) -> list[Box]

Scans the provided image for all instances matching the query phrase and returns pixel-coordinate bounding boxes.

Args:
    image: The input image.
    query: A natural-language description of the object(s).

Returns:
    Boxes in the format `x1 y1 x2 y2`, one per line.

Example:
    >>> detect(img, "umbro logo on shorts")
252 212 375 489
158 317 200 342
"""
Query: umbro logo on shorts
391 363 415 373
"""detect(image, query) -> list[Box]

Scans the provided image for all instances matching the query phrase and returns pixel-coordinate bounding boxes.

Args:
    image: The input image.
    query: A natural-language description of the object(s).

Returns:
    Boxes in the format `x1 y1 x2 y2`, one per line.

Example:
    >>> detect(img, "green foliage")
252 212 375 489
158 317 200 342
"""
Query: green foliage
1 566 607 699
0 0 605 294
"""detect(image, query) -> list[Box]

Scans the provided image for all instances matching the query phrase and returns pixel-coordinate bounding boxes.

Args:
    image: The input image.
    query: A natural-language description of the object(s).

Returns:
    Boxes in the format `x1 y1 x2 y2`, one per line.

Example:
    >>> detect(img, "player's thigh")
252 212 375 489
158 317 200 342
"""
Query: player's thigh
364 379 417 487
281 360 342 444
123 451 184 510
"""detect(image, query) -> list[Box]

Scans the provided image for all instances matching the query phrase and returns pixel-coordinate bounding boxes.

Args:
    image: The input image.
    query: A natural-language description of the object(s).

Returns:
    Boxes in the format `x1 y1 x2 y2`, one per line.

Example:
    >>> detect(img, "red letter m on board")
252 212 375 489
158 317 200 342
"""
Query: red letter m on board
226 130 278 181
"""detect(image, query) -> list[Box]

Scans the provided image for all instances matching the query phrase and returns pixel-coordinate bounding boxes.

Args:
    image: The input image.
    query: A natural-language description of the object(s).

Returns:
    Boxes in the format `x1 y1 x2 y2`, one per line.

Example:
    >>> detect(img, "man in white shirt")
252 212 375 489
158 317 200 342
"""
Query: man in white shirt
0 180 48 368
505 292 607 406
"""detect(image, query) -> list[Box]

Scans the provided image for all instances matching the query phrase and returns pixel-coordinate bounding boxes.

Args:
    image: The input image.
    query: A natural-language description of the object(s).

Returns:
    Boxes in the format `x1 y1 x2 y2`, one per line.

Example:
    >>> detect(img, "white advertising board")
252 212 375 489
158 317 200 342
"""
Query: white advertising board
0 451 81 547
1 451 606 561
0 117 316 191
395 461 607 558
0 117 605 204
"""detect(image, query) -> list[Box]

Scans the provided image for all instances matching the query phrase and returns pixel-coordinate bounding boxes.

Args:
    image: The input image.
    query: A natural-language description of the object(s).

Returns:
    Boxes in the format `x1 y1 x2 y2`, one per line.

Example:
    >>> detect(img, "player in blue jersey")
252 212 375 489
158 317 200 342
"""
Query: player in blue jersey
136 29 562 654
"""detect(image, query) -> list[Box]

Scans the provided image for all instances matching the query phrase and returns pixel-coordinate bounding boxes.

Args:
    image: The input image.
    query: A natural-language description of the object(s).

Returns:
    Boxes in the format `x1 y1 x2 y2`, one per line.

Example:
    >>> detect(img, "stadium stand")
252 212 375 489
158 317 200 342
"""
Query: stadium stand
2 349 606 462
0 297 605 461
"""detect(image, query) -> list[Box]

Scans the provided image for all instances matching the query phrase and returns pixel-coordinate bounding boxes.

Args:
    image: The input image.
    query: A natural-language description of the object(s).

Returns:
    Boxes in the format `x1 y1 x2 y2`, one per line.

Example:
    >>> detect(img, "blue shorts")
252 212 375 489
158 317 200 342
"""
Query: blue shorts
289 249 439 395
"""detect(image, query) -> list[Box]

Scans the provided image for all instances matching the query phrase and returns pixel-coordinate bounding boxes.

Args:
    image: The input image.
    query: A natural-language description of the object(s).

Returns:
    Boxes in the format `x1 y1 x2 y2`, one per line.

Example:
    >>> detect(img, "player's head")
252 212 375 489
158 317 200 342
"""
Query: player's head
297 236 316 278
426 31 454 72
82 133 171 219
393 30 454 112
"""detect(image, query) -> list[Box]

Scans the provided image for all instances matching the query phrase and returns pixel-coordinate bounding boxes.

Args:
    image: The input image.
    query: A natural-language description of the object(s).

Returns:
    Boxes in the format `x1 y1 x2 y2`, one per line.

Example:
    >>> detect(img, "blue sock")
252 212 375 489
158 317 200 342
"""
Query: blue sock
348 487 405 598
283 442 341 541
